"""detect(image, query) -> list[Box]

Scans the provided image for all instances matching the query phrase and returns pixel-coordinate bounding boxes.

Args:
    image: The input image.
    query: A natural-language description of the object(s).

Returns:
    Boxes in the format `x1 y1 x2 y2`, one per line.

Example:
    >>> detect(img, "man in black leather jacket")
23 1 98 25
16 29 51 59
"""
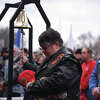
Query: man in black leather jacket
25 28 82 100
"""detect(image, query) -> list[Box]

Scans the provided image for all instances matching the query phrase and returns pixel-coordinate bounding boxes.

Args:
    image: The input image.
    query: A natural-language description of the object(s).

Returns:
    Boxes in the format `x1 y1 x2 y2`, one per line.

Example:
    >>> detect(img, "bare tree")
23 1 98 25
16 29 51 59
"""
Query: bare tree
76 31 100 57
93 36 100 56
77 32 95 49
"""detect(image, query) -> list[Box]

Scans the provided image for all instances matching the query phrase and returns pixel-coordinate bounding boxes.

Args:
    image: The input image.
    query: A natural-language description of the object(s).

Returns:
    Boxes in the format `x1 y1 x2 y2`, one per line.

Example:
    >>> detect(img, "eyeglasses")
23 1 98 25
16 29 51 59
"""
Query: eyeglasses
40 46 50 51
40 43 53 51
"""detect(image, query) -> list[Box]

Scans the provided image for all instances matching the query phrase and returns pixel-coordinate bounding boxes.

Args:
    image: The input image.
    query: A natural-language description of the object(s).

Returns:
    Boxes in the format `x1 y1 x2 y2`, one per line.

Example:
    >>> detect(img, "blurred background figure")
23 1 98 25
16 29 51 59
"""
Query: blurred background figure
32 50 45 65
17 48 29 66
89 57 100 100
80 47 96 100
0 47 25 97
0 47 9 97
74 48 82 64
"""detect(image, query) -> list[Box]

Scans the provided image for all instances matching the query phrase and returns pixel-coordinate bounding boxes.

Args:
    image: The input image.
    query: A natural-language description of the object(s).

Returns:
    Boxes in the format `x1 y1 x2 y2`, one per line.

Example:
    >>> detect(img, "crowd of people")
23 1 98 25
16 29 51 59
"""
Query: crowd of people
0 28 100 100
0 47 45 97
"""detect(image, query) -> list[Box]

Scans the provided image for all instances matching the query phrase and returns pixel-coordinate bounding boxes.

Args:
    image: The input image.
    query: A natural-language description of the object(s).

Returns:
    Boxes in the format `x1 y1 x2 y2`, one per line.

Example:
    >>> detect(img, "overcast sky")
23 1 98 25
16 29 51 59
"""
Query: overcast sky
0 0 100 50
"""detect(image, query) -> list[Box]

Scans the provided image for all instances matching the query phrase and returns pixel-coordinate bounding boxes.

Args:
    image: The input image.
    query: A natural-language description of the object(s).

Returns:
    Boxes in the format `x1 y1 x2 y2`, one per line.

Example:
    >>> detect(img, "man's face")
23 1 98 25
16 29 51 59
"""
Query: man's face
81 48 89 61
34 52 40 61
75 53 81 60
14 48 18 57
41 42 60 58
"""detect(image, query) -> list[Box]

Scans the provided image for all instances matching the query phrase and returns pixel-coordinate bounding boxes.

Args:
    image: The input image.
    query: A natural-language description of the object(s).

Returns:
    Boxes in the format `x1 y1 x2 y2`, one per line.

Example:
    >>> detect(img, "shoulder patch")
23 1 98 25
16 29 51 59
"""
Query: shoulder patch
50 53 65 67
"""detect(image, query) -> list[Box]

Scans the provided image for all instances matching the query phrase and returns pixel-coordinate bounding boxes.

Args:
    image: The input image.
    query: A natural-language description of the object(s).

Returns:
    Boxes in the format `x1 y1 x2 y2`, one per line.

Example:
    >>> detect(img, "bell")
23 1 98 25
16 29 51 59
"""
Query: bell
14 9 31 28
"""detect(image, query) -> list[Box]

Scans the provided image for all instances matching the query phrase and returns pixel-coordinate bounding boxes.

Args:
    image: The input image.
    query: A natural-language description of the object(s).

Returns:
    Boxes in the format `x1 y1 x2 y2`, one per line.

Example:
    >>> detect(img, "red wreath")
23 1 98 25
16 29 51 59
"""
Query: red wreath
18 70 35 87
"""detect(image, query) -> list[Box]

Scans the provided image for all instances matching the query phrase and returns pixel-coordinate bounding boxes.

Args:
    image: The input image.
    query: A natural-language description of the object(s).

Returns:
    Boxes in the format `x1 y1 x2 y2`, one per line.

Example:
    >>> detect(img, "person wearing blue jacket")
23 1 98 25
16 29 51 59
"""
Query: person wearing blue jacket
89 57 100 100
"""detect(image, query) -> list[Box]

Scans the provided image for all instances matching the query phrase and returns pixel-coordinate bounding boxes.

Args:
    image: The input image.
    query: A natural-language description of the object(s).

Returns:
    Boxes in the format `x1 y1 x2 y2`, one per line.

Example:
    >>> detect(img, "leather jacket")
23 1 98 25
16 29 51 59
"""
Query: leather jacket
25 47 82 100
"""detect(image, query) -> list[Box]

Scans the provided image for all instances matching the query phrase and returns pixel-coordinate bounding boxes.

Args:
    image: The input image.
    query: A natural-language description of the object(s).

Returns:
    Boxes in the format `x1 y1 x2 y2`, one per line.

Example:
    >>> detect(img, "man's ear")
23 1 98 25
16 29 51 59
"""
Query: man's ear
55 42 60 48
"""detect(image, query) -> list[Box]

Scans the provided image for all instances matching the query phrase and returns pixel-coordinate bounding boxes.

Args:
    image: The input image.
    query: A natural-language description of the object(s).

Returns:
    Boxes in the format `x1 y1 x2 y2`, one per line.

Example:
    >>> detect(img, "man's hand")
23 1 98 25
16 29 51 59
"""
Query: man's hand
26 82 33 89
25 82 34 92
92 87 100 100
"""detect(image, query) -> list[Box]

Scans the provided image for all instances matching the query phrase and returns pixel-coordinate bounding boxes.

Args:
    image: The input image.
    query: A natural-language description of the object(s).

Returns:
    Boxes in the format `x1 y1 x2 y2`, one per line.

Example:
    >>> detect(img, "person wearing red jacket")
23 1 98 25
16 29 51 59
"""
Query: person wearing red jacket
80 47 96 100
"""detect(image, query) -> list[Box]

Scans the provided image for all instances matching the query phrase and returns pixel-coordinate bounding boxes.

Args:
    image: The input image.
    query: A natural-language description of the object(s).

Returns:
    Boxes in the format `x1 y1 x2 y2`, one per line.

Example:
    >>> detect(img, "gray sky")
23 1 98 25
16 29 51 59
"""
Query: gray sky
0 0 100 50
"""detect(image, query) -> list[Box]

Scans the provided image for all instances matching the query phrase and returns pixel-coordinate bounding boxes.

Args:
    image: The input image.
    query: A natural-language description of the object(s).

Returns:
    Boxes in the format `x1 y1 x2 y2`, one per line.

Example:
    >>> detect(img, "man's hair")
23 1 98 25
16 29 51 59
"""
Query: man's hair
87 48 92 56
21 48 29 54
82 47 92 56
75 48 82 54
38 28 63 47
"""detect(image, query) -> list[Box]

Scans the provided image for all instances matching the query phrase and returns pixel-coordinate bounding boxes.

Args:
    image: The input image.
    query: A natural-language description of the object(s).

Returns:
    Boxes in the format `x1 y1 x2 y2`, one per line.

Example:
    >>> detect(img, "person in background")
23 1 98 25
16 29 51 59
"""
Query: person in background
20 48 29 58
36 52 45 65
24 28 82 100
89 57 100 100
17 48 29 66
74 48 82 64
0 48 9 97
80 47 96 100
33 51 40 62
32 50 45 65
0 50 3 71
1 48 25 97
22 49 45 72
0 50 3 97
